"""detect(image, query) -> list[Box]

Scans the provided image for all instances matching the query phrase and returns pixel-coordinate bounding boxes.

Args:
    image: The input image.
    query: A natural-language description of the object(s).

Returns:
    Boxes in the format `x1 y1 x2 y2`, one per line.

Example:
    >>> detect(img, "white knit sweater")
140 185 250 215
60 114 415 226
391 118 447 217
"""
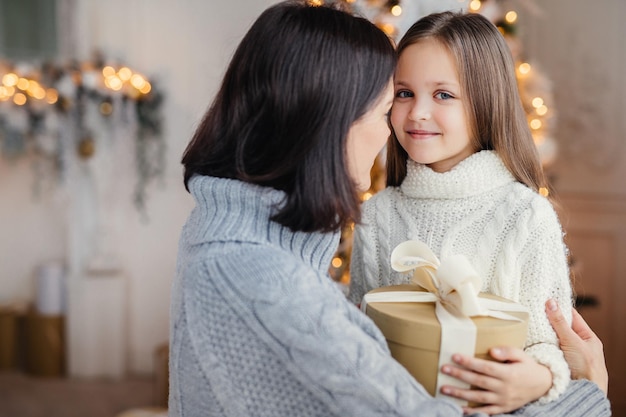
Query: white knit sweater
349 151 573 404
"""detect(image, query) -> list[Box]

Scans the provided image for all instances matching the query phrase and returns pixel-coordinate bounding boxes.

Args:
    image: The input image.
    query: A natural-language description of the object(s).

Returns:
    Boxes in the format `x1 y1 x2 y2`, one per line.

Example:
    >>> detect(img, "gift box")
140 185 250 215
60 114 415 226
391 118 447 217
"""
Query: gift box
361 240 530 406
364 284 529 399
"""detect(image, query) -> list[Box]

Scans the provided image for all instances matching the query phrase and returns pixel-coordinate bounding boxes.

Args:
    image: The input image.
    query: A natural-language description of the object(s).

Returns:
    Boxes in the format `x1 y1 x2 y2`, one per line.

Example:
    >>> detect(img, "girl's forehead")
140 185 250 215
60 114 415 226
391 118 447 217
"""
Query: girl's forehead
396 40 459 79
400 38 450 58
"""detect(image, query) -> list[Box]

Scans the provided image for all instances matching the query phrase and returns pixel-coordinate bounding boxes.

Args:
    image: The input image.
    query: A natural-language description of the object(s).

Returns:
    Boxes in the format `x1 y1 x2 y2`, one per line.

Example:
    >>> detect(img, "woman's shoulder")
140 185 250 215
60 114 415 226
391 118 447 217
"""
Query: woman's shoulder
183 243 328 299
180 243 353 339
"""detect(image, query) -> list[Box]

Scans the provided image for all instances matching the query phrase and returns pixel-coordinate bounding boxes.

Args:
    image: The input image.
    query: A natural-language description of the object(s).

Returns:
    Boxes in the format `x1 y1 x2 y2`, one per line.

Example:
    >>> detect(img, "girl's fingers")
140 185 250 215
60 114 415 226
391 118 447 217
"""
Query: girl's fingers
441 363 501 392
440 383 498 405
449 353 508 380
488 346 526 363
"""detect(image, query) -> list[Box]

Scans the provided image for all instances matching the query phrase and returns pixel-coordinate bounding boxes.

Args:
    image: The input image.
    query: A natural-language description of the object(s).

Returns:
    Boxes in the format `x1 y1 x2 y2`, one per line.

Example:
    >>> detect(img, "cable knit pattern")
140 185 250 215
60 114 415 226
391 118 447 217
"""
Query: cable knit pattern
169 174 610 417
349 151 573 404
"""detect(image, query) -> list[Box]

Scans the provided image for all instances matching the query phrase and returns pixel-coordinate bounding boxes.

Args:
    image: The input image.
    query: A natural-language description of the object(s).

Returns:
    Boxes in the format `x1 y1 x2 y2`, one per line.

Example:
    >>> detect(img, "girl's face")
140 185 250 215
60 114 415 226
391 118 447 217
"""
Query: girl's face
391 39 475 173
346 80 394 192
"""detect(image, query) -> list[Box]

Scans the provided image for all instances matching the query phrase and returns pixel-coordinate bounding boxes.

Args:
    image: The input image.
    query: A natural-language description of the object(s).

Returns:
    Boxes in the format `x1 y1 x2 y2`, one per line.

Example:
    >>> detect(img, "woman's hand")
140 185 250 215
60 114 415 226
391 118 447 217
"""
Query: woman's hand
439 348 552 415
545 298 608 395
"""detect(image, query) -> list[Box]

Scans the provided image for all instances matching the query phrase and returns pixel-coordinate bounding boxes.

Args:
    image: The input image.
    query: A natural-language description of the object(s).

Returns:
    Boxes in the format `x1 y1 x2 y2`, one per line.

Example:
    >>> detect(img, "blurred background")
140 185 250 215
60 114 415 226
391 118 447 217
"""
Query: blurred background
0 0 624 416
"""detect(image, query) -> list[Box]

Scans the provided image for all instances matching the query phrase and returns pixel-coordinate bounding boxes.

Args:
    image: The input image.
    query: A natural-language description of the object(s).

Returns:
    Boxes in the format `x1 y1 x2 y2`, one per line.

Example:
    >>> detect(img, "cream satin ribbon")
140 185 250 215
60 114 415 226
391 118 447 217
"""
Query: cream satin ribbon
361 240 528 406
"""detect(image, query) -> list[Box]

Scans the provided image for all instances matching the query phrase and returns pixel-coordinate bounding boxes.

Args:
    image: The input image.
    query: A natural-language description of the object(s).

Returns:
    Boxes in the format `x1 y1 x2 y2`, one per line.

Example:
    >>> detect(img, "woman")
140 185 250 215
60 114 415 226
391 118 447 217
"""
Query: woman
169 2 609 416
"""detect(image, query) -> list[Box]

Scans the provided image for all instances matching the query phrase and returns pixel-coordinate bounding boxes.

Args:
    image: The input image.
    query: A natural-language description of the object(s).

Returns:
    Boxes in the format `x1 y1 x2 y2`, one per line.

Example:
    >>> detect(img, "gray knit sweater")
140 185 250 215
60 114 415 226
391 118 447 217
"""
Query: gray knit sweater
169 174 610 417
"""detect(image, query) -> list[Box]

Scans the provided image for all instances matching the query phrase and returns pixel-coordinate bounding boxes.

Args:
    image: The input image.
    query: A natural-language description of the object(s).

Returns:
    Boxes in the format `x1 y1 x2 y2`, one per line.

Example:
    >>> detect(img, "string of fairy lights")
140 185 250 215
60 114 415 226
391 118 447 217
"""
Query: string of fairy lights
0 65 153 115
0 56 163 211
319 0 557 284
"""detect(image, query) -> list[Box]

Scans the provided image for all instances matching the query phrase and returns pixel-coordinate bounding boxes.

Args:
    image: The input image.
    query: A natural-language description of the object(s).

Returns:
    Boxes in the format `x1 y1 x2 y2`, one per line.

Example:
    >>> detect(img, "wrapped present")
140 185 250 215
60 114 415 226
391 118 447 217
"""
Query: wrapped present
362 240 529 407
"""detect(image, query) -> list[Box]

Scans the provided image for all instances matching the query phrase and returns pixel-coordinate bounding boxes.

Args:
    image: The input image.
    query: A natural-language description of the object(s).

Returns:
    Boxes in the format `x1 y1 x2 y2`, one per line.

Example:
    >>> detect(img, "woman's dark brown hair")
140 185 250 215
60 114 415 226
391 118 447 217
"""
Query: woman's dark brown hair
182 1 396 232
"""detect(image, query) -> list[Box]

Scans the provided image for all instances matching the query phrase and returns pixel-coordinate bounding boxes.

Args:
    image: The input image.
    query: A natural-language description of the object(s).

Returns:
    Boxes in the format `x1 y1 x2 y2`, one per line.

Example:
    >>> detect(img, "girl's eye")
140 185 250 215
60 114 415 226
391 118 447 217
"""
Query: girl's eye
435 91 453 100
395 90 413 99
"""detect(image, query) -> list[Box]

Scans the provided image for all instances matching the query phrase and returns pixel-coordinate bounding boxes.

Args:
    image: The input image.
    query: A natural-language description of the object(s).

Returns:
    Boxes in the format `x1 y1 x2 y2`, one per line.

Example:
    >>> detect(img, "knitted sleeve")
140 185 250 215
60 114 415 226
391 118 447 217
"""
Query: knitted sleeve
497 380 611 417
513 197 574 404
190 245 463 417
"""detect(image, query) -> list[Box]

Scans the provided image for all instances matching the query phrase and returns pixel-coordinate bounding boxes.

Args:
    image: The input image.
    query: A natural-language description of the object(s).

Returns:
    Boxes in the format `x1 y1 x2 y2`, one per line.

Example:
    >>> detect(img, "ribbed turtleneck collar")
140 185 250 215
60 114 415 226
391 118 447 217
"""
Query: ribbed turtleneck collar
400 151 515 199
185 175 340 273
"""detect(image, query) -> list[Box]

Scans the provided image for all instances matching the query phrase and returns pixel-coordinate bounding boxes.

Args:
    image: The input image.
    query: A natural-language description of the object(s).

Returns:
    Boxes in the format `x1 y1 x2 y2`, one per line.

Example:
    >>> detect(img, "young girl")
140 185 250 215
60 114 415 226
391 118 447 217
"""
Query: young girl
349 11 573 414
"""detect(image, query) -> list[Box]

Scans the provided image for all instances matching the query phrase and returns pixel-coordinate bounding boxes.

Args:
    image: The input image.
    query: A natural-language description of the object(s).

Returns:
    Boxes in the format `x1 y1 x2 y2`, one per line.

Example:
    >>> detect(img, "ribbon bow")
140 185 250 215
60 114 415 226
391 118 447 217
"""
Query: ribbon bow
392 240 485 317
361 240 528 406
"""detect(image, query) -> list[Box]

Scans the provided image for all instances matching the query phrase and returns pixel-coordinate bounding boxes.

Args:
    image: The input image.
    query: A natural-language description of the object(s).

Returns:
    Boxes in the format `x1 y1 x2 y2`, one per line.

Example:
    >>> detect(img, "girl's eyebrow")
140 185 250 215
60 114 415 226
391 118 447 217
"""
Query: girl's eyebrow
433 81 459 88
394 80 459 89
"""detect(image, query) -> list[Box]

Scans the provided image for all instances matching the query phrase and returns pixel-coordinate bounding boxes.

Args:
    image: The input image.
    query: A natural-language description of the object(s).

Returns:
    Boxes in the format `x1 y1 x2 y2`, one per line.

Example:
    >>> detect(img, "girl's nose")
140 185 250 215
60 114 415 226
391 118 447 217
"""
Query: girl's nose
408 100 431 121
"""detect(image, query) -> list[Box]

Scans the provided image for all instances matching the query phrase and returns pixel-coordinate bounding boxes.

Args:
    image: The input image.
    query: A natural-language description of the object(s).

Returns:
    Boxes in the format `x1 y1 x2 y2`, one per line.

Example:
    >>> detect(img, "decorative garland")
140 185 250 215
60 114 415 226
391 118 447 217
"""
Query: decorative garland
0 53 164 212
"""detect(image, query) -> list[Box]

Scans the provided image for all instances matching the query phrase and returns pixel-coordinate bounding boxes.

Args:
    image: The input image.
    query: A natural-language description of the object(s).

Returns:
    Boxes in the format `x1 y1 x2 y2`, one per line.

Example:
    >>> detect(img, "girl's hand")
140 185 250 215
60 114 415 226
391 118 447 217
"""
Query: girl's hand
439 347 552 415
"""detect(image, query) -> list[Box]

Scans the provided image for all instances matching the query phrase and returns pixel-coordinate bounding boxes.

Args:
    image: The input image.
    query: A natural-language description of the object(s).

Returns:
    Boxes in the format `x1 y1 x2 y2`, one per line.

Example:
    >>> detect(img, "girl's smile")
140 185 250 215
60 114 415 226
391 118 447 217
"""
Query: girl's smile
405 129 441 139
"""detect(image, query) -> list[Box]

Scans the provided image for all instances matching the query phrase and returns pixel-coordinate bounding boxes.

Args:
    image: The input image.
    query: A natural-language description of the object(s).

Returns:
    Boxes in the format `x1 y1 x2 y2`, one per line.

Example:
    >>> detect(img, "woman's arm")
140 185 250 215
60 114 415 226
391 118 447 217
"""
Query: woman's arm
198 247 463 417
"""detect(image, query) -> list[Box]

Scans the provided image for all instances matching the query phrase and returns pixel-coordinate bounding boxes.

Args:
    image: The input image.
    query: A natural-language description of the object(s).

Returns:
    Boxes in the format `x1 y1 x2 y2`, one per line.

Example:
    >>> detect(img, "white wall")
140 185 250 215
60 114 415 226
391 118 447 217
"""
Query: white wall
0 0 277 375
